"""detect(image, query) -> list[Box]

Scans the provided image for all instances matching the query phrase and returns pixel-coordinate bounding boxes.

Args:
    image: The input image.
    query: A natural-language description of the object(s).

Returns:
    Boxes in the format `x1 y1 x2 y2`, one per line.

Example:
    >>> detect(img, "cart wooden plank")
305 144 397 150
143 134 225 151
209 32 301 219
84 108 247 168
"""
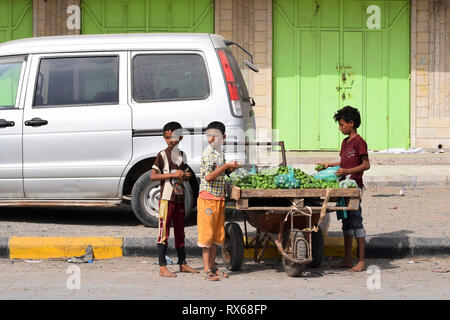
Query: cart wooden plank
232 187 360 199
230 186 360 211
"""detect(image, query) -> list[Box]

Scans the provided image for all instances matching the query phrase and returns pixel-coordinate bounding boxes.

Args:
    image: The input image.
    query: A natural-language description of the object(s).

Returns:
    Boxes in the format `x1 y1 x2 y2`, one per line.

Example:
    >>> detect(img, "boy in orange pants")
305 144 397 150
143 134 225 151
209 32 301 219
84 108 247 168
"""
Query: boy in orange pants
197 121 239 281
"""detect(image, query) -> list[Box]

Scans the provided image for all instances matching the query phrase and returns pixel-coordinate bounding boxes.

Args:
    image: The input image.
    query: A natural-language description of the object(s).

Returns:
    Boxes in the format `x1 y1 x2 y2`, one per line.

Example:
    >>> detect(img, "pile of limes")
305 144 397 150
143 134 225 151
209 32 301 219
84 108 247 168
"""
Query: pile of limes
236 174 277 189
234 166 340 190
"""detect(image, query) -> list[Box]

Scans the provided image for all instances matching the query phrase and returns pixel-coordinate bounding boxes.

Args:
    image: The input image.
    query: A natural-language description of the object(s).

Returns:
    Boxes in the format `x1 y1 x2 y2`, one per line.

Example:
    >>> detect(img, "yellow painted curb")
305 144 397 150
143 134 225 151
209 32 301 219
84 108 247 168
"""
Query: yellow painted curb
8 237 123 260
324 237 357 258
242 236 357 259
243 237 280 259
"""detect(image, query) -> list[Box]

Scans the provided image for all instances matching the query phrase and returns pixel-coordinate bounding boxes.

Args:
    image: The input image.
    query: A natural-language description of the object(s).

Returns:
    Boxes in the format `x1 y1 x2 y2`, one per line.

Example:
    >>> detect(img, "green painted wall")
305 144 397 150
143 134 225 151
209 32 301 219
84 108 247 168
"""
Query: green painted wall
273 0 410 150
81 0 214 34
0 0 32 43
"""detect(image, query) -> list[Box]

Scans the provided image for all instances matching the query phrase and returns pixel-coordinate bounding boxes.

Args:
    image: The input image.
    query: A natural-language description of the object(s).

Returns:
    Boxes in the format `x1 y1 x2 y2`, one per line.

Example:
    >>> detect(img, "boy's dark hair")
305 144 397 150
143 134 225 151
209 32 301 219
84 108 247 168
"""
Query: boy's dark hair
333 106 361 129
163 121 182 133
206 121 226 135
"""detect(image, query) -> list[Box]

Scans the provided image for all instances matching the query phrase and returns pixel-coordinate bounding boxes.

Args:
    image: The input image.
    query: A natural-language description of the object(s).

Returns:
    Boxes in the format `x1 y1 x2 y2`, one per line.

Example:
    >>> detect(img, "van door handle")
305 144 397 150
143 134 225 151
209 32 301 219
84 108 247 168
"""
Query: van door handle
0 119 15 128
25 118 48 127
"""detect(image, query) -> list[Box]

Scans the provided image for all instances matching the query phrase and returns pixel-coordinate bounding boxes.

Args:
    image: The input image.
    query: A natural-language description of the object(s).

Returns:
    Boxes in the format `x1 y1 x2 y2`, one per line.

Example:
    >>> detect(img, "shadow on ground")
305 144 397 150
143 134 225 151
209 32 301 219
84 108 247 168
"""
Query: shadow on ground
0 204 141 227
0 205 241 228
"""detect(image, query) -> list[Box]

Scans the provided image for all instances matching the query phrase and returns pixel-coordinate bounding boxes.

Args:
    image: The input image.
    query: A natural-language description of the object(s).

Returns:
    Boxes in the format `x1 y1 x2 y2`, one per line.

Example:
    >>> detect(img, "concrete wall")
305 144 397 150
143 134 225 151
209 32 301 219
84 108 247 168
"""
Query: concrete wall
33 0 80 37
411 0 450 149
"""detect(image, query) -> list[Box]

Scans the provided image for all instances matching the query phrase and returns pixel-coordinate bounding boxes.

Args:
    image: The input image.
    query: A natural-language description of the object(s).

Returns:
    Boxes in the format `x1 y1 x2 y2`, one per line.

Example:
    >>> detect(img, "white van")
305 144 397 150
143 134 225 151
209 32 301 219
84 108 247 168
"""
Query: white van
0 33 257 227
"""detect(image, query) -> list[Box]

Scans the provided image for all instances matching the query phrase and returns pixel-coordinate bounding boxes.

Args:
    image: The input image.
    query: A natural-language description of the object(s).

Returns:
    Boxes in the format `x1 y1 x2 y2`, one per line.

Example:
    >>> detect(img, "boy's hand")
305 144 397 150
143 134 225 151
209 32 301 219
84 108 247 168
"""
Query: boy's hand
318 162 329 169
183 172 192 180
226 161 240 172
335 168 349 177
172 170 185 179
315 163 325 171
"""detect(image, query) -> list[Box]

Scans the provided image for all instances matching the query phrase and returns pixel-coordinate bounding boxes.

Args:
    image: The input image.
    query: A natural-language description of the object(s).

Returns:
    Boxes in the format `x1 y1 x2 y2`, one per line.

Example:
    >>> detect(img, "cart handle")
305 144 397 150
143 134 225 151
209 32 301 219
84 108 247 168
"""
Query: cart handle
225 140 287 167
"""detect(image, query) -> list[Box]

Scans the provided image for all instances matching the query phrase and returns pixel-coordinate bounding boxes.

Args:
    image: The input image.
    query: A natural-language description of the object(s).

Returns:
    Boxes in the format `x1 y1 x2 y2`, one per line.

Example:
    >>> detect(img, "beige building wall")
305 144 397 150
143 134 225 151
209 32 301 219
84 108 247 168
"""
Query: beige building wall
411 0 450 149
215 0 273 140
32 0 450 150
33 0 80 37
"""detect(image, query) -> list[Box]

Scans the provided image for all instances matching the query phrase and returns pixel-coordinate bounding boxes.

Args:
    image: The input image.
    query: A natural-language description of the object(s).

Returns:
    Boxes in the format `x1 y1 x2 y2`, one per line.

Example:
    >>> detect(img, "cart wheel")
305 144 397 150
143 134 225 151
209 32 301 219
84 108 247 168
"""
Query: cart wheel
221 222 244 271
307 227 324 268
282 231 307 277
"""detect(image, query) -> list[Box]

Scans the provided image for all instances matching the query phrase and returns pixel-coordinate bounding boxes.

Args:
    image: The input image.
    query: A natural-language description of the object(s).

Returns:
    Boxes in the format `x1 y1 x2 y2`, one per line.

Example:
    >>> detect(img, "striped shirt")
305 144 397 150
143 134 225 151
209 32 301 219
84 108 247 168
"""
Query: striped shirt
152 147 188 203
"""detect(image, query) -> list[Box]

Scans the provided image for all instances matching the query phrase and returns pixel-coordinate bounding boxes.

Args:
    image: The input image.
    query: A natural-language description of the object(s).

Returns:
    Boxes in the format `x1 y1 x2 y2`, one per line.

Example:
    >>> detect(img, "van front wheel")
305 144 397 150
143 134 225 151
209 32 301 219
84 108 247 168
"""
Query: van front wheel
131 170 193 227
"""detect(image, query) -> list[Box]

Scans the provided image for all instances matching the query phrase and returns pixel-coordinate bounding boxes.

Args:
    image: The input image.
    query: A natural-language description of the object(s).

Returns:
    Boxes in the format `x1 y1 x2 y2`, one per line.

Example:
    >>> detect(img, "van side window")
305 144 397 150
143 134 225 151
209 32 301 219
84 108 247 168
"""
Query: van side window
0 60 23 109
33 56 119 107
133 54 209 102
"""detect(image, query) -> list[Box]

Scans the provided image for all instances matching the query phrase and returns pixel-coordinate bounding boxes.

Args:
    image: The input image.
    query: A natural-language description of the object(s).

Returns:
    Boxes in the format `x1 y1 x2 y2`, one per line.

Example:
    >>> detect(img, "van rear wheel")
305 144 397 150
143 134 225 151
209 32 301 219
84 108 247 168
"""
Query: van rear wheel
131 170 193 227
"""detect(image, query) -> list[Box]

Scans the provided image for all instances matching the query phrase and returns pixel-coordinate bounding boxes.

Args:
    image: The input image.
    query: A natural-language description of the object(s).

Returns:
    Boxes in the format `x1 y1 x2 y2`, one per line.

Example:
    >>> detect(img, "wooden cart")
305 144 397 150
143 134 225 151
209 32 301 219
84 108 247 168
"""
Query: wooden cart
221 141 361 277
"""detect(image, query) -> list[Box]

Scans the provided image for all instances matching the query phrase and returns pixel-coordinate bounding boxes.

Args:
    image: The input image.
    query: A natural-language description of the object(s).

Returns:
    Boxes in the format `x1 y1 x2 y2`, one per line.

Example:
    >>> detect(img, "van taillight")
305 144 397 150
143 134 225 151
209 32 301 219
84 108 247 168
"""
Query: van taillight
227 82 239 100
218 49 242 116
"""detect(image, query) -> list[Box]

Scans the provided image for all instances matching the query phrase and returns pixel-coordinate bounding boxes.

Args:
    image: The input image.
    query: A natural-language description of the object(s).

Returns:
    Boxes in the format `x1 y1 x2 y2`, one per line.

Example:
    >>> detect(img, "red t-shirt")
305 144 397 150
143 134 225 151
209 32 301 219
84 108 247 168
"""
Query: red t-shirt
339 134 368 188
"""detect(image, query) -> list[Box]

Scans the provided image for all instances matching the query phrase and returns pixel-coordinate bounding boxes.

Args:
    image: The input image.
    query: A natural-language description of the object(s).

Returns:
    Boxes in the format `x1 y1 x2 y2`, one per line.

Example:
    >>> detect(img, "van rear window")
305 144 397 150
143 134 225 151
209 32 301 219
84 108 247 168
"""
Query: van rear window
133 54 209 102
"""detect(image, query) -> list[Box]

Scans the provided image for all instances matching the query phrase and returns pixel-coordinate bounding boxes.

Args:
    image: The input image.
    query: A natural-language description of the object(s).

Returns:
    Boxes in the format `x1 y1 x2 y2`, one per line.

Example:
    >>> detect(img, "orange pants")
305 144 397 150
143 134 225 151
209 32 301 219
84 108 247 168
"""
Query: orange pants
196 198 225 248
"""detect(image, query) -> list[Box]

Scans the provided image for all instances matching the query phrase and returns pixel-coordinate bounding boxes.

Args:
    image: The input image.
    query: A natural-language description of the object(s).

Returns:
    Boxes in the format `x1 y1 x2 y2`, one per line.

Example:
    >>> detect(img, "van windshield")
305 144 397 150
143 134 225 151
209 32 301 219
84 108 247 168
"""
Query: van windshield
0 61 22 109
224 50 250 100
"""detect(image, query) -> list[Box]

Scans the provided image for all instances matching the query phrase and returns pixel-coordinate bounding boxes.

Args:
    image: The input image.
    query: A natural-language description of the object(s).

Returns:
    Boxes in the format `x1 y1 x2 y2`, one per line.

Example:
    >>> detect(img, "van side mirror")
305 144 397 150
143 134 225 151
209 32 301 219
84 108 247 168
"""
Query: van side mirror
243 60 259 73
224 40 259 73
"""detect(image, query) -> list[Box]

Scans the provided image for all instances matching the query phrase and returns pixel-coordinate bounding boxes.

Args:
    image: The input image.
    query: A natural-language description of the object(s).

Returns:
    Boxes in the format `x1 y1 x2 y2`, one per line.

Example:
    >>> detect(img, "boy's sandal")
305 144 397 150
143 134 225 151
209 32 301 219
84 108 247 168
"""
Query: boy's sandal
212 266 229 278
204 269 220 281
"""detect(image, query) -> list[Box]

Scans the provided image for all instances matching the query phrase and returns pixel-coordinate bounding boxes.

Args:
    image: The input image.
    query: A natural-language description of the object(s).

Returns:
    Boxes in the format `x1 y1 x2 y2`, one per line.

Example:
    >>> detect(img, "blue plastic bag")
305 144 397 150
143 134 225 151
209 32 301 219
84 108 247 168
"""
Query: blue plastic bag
314 166 340 182
275 166 301 189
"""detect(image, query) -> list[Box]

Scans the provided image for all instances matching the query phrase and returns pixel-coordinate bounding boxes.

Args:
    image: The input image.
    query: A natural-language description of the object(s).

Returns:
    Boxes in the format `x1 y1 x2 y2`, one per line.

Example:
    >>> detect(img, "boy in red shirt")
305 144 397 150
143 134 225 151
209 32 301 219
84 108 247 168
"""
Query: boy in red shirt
320 106 370 272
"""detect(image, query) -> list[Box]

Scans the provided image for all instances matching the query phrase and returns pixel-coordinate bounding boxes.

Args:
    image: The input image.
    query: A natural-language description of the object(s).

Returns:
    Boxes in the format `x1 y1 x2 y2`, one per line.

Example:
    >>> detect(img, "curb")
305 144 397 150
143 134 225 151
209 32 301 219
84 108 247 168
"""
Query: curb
1 235 449 260
3 237 123 260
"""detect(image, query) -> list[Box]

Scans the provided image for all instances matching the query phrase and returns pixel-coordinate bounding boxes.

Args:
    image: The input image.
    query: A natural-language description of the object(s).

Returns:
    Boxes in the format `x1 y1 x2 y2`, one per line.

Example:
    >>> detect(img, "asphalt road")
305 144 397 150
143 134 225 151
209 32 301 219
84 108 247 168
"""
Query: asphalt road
1 256 449 300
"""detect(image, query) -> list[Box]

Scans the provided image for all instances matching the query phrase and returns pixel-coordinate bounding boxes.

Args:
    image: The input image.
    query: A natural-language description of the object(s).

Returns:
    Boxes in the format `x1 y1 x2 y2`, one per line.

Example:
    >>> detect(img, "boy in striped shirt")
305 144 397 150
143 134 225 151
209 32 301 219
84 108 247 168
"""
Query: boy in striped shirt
151 122 199 277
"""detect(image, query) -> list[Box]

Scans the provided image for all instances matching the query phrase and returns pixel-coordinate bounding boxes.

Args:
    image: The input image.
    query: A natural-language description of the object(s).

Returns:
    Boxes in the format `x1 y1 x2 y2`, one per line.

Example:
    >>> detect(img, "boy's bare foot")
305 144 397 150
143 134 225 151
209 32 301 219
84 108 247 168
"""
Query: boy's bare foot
351 261 366 272
160 266 177 277
179 264 199 273
331 260 353 269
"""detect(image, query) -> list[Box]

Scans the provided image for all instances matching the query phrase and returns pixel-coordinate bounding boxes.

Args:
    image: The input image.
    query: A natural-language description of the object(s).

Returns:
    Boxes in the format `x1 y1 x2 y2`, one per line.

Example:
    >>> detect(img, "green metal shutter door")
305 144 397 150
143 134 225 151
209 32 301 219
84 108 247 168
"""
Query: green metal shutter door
273 0 410 150
0 0 32 43
81 0 214 34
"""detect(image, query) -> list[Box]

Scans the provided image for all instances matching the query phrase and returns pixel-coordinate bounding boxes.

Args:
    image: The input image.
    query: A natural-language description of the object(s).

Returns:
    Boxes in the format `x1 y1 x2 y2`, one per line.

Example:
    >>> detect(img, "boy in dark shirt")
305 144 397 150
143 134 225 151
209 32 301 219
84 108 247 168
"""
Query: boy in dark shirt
151 122 199 277
320 106 370 272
